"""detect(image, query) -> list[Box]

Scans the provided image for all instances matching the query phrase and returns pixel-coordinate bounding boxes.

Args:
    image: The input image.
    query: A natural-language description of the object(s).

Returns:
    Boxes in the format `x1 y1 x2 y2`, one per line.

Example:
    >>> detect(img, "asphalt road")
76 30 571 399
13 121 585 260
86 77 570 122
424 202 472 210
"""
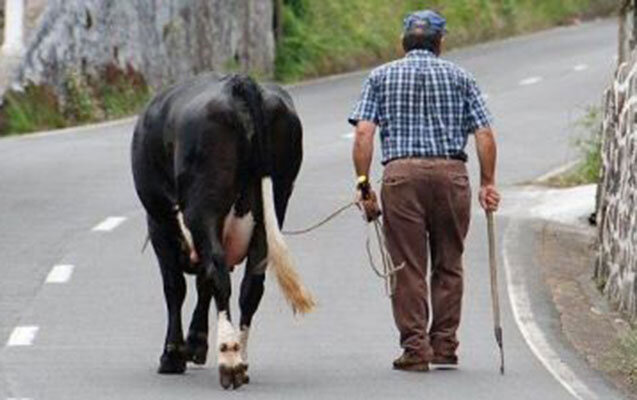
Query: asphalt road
0 19 623 400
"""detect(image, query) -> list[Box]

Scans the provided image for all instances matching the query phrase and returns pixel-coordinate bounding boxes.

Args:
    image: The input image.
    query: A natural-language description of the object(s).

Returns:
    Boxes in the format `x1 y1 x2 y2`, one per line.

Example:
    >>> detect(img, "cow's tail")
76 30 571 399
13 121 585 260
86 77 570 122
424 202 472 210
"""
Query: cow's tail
230 75 315 315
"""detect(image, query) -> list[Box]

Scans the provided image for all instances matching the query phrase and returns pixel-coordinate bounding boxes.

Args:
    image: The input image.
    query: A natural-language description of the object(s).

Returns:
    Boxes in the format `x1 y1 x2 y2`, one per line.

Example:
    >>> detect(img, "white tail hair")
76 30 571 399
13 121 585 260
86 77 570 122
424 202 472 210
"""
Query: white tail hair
261 177 315 314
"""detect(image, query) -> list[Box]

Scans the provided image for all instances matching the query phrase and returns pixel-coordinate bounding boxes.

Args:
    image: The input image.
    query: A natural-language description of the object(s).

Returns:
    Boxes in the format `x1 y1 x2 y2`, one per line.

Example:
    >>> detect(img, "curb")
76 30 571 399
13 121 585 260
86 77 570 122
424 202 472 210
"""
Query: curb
1 116 138 142
502 216 625 400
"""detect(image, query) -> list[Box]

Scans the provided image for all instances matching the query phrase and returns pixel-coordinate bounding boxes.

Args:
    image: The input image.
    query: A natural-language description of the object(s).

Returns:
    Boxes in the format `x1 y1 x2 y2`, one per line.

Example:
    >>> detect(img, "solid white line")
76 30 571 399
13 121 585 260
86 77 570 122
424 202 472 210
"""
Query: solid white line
502 220 595 400
573 64 589 72
519 76 543 86
6 326 39 347
92 216 127 232
46 264 74 284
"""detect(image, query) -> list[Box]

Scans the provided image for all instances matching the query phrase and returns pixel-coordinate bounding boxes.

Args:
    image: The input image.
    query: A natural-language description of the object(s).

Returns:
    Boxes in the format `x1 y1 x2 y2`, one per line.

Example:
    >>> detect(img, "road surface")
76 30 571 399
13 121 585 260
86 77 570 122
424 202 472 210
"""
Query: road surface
0 18 624 400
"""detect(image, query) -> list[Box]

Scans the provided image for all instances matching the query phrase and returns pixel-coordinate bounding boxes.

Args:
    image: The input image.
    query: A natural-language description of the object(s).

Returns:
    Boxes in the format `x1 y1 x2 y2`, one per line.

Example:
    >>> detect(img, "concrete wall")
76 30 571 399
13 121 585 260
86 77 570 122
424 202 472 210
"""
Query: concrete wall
0 0 275 98
595 0 637 321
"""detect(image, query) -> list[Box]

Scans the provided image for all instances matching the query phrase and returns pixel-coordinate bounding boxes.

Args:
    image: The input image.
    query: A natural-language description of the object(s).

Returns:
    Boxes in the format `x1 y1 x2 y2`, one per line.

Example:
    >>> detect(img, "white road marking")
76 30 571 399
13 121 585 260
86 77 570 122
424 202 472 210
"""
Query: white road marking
502 218 595 400
573 64 589 72
342 132 355 140
46 264 74 283
8 398 32 400
6 326 39 347
519 76 543 86
92 216 127 232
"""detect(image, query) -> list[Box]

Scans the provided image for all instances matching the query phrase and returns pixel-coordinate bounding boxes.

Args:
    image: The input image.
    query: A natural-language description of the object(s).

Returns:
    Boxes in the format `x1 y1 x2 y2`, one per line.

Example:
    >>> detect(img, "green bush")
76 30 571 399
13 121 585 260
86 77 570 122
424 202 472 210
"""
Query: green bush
275 0 618 81
546 106 603 187
0 64 151 136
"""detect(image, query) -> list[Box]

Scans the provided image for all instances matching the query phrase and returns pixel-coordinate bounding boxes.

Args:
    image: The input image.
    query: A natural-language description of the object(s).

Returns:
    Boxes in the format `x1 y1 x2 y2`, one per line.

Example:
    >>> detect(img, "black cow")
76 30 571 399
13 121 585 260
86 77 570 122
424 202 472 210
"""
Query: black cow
131 73 314 389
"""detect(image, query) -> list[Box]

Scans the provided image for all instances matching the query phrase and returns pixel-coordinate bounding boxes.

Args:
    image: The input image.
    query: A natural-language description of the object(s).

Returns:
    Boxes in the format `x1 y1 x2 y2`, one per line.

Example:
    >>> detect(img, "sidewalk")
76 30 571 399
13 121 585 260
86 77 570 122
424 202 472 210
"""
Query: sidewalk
502 183 635 399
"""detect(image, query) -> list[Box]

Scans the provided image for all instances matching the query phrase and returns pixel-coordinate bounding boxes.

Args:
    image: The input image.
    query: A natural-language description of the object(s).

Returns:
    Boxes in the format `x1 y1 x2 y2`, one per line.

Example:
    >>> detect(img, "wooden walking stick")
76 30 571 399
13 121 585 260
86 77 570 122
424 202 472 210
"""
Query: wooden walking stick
486 210 505 375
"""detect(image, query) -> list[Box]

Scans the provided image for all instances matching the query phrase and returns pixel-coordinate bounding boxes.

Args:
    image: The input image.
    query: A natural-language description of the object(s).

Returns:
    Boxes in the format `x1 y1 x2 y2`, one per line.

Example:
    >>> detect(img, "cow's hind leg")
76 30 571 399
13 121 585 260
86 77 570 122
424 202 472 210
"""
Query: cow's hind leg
185 275 213 365
237 222 267 383
189 219 247 389
148 215 188 374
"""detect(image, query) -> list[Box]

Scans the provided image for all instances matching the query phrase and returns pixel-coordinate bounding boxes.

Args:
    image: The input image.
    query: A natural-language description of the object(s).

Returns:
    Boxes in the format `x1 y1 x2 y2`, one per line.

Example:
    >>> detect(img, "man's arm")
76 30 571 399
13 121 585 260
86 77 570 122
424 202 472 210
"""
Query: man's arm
475 127 500 211
352 120 381 221
353 121 377 179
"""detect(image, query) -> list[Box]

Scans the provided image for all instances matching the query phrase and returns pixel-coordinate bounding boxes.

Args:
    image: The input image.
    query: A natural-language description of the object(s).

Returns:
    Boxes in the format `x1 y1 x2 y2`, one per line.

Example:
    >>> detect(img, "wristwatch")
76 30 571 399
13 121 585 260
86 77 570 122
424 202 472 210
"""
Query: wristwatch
357 175 371 200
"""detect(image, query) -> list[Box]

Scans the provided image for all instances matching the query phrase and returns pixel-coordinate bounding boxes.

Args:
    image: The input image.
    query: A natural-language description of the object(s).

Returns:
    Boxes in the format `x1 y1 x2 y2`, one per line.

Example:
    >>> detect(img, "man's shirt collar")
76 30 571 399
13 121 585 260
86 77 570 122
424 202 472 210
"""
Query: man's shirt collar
406 49 436 59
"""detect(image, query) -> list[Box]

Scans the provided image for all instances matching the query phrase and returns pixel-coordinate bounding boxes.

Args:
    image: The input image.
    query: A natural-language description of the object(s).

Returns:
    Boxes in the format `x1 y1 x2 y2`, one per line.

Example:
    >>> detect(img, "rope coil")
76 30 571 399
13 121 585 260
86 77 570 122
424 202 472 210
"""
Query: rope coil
282 201 404 296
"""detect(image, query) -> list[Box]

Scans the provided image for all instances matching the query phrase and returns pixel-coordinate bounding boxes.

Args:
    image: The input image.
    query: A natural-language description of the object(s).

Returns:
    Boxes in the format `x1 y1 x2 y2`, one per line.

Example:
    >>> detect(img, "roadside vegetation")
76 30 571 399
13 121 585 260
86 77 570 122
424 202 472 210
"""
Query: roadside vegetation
606 330 637 392
0 65 150 135
275 0 618 81
0 0 618 136
544 106 603 187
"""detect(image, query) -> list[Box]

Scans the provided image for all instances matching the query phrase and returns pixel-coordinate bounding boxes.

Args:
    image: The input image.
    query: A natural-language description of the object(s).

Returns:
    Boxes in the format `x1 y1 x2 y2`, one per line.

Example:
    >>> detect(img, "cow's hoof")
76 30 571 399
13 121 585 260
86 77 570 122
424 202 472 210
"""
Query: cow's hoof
219 364 248 390
185 335 208 365
158 348 186 374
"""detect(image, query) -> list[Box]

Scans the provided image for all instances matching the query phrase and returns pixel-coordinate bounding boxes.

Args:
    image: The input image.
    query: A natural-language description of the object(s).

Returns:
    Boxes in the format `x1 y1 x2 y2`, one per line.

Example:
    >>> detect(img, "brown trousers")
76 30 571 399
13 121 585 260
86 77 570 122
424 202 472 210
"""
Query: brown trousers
381 158 471 360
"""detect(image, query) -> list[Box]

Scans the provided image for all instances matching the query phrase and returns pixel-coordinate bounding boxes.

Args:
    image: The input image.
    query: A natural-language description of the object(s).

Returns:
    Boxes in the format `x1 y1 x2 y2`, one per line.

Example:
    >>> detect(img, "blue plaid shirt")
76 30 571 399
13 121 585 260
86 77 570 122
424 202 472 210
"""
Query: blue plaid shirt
349 49 492 165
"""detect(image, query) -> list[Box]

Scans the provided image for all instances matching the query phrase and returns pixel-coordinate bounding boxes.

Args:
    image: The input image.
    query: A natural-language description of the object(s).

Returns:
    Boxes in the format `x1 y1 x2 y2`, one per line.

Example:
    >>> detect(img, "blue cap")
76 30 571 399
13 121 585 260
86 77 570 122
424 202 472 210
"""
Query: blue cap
403 10 447 35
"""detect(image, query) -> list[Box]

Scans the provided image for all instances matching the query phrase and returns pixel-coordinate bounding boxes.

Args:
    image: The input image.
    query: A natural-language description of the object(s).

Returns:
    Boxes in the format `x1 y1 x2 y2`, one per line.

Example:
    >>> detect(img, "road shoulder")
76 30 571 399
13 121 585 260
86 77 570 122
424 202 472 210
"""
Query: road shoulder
502 184 634 399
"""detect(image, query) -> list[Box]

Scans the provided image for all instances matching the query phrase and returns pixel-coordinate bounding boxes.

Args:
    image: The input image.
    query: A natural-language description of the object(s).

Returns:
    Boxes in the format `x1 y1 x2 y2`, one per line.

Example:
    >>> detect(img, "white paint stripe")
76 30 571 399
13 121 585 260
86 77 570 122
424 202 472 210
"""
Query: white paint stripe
342 132 355 140
519 76 543 86
6 326 39 347
573 64 589 72
502 220 595 400
92 216 127 232
46 264 74 283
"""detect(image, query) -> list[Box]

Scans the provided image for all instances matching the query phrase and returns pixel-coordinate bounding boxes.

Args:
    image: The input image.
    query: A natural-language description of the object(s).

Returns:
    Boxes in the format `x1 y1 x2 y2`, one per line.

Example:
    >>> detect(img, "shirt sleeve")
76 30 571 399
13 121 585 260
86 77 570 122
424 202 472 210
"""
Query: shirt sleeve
464 76 492 134
348 75 379 126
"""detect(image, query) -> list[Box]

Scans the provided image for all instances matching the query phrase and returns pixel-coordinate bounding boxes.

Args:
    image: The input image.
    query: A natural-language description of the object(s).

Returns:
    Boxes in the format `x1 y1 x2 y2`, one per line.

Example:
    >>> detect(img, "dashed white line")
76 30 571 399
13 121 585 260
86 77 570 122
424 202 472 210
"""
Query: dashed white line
6 326 39 347
92 216 127 232
46 264 74 284
519 76 543 86
573 64 589 72
342 132 355 140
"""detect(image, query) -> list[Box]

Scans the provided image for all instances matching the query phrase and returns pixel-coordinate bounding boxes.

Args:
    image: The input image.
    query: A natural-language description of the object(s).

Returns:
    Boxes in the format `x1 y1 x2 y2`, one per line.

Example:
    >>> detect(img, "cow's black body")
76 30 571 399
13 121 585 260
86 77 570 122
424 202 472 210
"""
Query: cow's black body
131 73 302 388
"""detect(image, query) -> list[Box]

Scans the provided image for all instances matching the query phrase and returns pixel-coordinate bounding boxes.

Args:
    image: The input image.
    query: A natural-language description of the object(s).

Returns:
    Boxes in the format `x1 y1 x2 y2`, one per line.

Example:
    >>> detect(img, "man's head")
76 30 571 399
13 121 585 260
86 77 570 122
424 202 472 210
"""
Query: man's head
402 10 447 56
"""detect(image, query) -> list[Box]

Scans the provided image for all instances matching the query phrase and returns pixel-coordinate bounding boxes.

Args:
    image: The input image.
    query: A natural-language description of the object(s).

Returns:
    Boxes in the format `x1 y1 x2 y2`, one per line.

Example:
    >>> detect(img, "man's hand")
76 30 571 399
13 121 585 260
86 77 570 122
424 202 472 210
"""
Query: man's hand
356 188 382 222
355 177 382 222
479 184 500 212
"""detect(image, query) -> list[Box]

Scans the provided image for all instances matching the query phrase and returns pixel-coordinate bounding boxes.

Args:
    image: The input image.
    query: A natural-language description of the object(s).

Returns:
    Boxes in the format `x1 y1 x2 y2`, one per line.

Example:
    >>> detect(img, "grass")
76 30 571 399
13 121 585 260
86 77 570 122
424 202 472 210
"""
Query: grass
606 329 637 391
0 64 151 136
545 106 603 187
275 0 618 81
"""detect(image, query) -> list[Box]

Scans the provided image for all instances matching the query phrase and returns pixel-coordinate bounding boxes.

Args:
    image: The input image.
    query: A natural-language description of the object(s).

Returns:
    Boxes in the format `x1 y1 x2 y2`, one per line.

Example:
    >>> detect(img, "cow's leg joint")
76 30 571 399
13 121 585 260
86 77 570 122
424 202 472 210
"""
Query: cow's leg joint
217 311 248 389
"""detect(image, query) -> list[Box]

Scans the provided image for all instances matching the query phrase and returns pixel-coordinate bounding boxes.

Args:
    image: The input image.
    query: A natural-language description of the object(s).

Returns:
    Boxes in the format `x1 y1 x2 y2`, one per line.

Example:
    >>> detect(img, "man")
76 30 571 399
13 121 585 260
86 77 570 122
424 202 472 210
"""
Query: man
349 10 500 372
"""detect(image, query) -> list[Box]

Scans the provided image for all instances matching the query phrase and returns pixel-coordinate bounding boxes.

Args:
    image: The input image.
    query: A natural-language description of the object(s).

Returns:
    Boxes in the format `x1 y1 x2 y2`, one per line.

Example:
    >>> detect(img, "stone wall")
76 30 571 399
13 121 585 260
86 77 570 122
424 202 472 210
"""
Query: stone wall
595 0 637 321
1 0 275 97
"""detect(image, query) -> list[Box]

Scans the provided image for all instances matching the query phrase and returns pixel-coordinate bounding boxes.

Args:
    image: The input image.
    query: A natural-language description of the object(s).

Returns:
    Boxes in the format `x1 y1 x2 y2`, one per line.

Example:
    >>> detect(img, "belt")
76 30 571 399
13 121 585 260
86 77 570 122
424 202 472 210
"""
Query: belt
385 152 468 164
